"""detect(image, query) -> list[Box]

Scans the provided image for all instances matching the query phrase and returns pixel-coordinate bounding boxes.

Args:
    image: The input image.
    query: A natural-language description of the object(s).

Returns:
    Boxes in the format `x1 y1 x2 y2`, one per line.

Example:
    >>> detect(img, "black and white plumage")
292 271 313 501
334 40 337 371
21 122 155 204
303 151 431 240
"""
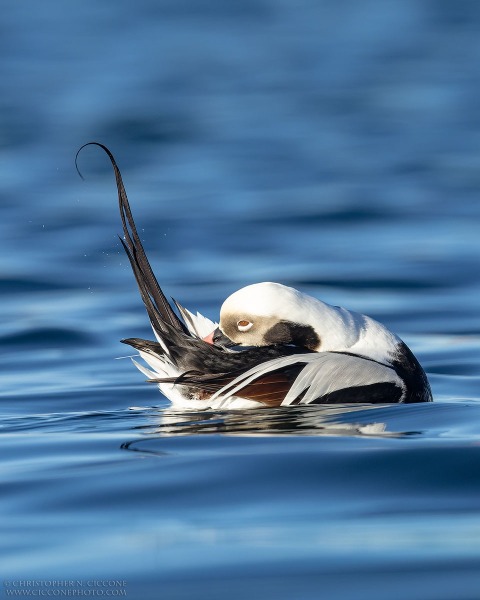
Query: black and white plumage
80 143 433 409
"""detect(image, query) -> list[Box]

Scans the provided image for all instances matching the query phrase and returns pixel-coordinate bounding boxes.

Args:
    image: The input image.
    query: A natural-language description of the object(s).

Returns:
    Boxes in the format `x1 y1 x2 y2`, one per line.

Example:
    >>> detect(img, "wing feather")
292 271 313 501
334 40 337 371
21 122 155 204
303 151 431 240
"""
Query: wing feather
285 353 404 405
207 352 405 406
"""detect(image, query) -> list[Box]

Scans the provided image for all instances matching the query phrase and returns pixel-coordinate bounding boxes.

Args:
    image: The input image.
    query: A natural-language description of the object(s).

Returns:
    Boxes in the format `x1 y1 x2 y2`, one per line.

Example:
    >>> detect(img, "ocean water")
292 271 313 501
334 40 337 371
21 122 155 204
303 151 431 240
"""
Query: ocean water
2 2 480 599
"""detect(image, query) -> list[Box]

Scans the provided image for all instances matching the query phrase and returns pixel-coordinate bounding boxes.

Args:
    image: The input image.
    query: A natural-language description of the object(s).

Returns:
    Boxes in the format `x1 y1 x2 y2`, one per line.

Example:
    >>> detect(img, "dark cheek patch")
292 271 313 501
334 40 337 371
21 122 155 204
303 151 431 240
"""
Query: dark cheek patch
264 321 320 350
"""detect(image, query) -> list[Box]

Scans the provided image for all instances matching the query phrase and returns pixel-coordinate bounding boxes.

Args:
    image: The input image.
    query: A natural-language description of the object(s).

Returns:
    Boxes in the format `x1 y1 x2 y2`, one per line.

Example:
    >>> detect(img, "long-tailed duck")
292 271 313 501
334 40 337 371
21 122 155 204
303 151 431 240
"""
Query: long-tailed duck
77 143 432 409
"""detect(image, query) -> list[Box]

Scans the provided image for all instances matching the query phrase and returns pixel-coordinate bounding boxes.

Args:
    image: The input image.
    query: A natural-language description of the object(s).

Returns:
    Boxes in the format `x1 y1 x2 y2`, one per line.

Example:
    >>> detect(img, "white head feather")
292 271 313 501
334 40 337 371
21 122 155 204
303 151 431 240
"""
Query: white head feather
219 282 400 363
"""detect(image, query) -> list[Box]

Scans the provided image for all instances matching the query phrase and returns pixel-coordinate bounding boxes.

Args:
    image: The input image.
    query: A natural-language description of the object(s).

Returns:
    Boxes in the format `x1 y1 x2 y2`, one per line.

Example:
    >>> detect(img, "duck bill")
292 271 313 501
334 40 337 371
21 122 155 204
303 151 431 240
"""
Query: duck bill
203 327 237 348
203 330 215 344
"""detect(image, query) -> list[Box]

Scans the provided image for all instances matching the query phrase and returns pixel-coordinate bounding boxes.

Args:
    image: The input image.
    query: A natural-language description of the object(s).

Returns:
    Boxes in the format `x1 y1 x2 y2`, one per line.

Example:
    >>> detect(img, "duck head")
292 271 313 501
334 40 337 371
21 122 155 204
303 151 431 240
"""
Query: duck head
204 282 378 354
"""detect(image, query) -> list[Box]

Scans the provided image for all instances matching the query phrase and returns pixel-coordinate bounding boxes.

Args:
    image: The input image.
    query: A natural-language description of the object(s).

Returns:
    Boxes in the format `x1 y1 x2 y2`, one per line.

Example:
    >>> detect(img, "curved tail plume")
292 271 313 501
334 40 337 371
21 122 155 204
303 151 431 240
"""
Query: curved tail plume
75 142 187 337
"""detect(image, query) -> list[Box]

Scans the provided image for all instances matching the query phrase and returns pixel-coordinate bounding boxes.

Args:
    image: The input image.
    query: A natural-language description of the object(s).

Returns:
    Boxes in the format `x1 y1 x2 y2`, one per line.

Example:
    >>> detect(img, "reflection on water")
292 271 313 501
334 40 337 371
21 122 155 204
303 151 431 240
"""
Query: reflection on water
130 404 390 438
121 399 480 451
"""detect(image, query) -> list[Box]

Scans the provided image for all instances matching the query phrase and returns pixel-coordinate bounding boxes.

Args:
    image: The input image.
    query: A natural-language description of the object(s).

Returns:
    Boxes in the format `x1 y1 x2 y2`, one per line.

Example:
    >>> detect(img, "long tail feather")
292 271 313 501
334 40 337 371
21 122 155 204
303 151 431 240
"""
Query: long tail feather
76 142 187 336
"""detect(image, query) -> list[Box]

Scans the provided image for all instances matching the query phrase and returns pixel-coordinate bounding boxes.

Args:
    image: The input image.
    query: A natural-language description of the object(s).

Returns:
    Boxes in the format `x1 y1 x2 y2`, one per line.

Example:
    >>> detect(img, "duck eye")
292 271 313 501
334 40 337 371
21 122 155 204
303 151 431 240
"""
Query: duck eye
237 320 253 332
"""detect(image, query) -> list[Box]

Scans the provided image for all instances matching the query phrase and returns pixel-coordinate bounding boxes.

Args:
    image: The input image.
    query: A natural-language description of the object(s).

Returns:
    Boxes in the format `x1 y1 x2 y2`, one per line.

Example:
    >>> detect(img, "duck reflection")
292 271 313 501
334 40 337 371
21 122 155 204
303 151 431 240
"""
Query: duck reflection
127 403 395 438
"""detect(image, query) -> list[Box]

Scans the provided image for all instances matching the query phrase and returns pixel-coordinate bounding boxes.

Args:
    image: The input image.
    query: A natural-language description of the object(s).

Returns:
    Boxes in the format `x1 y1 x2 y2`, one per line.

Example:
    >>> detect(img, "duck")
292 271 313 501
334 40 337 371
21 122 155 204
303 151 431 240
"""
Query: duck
77 143 433 409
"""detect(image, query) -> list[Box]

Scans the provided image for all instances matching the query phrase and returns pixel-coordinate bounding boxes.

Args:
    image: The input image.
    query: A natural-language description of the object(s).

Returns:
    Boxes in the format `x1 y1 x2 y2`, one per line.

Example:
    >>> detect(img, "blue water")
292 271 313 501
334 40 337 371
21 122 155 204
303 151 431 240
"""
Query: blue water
2 2 480 599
